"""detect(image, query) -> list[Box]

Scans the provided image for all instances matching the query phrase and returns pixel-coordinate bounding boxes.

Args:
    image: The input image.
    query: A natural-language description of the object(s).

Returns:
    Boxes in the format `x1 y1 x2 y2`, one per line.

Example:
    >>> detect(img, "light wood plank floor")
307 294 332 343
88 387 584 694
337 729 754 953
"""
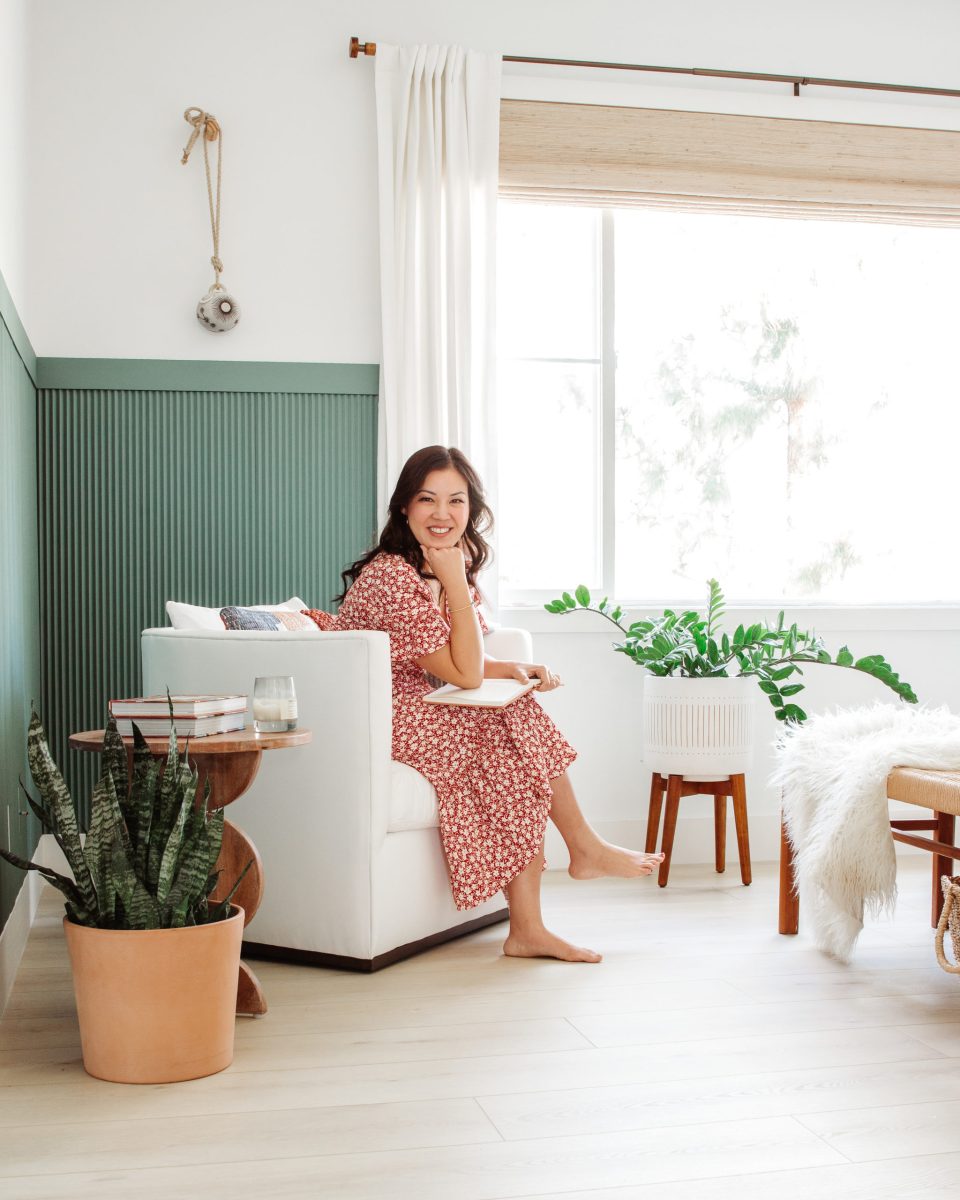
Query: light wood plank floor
3 859 960 1199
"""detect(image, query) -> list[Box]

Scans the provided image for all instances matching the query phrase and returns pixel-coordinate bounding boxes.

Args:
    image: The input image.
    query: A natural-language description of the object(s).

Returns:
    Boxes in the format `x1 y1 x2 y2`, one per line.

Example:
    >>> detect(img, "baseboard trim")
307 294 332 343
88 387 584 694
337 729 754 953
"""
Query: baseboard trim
243 908 510 973
0 870 44 1018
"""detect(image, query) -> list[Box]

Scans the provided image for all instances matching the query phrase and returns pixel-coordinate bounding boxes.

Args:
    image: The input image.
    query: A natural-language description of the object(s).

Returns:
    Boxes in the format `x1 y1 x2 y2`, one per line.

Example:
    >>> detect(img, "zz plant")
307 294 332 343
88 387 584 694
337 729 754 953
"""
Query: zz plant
546 579 917 724
0 711 249 928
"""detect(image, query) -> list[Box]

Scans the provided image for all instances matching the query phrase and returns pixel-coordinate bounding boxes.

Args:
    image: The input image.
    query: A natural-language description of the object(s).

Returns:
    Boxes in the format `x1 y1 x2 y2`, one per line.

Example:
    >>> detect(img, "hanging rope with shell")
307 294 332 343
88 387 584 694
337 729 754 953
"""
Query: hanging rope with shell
181 107 240 331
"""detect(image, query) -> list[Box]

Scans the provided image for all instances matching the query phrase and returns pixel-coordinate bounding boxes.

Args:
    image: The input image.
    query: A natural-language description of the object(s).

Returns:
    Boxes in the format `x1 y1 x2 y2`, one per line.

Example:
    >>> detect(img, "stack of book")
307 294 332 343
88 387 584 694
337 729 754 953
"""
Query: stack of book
108 695 248 738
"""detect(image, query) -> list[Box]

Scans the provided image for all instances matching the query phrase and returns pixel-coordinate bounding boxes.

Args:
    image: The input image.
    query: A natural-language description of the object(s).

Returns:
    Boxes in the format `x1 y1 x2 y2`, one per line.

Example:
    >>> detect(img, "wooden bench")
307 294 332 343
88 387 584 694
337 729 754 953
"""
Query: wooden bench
779 767 960 934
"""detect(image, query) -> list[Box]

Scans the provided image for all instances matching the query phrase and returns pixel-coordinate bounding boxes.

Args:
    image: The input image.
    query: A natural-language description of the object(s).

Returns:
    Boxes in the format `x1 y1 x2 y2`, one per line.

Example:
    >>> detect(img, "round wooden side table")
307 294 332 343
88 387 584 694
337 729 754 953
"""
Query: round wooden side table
70 726 311 1016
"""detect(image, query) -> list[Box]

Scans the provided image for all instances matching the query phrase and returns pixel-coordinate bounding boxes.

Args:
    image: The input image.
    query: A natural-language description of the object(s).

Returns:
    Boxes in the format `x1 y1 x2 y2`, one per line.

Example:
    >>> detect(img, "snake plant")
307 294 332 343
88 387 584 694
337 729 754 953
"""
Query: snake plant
0 710 249 928
546 579 918 725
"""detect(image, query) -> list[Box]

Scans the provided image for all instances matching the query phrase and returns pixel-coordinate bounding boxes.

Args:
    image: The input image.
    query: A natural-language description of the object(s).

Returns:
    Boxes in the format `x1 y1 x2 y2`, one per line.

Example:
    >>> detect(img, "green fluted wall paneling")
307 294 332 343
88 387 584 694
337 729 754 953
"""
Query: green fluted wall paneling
0 309 41 933
39 387 378 820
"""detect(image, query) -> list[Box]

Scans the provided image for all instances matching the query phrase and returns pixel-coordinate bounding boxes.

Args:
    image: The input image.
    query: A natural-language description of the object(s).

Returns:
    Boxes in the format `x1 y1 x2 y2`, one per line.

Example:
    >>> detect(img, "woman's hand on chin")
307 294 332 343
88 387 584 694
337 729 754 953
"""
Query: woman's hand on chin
419 542 468 590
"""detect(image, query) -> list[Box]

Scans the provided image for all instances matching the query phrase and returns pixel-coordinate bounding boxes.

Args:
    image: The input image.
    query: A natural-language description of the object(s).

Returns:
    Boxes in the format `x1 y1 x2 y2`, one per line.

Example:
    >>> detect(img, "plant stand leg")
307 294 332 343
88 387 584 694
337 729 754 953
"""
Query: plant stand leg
779 813 799 934
933 811 956 928
714 793 727 873
237 961 267 1016
658 775 682 888
646 774 665 854
730 774 751 886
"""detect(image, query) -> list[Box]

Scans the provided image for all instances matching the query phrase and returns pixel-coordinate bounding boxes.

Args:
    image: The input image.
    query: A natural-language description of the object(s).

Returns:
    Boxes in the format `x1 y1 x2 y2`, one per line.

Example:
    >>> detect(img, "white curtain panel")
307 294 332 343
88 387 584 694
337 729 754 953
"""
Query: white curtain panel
374 43 502 607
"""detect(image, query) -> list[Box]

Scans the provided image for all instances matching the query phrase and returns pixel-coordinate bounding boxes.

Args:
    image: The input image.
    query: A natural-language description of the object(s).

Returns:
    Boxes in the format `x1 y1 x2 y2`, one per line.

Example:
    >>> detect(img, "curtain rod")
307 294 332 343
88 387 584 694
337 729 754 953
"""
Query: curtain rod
348 37 960 101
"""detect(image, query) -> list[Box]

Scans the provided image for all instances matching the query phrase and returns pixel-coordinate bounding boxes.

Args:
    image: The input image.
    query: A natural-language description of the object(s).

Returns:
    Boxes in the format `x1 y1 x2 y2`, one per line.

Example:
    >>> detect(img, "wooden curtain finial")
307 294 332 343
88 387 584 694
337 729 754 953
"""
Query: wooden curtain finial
350 37 377 58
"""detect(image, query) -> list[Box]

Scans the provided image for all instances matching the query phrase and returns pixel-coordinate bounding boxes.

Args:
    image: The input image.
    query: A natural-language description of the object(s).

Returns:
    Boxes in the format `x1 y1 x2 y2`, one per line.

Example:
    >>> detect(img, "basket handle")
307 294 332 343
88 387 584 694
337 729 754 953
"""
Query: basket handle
935 875 960 974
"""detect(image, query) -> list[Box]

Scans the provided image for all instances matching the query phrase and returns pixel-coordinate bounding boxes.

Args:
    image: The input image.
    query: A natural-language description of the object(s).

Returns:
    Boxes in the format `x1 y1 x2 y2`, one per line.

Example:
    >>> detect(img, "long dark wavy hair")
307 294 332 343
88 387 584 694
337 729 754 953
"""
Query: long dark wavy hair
337 445 493 600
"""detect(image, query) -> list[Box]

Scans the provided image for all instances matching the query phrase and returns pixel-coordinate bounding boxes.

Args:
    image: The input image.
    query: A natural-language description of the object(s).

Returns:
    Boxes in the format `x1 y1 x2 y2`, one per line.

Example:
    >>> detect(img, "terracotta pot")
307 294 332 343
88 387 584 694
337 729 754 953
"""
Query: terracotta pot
63 905 244 1084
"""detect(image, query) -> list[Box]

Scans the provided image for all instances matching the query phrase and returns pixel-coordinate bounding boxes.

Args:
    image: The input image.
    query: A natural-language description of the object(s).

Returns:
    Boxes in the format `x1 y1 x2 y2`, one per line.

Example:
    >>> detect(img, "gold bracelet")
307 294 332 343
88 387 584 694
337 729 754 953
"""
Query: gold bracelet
447 602 474 614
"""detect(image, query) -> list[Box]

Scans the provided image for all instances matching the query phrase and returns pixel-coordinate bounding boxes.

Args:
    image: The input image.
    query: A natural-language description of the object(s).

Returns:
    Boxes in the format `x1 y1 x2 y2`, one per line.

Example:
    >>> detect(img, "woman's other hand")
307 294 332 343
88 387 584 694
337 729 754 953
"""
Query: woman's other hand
419 542 468 592
511 662 563 692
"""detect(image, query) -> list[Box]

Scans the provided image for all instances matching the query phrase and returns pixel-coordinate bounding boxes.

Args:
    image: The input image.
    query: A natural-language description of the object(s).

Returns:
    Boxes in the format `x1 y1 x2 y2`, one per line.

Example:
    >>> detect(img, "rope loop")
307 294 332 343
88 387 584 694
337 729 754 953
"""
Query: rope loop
935 875 960 974
181 105 225 286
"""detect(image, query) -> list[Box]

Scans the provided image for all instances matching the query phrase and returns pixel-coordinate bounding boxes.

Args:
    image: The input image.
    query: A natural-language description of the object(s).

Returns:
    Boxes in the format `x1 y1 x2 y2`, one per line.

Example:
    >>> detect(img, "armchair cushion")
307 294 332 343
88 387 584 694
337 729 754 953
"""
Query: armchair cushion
389 761 441 832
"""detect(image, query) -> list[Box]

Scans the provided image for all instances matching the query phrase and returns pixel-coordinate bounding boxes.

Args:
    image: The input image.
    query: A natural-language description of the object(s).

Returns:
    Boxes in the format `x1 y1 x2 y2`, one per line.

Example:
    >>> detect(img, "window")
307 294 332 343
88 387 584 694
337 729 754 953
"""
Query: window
496 200 960 606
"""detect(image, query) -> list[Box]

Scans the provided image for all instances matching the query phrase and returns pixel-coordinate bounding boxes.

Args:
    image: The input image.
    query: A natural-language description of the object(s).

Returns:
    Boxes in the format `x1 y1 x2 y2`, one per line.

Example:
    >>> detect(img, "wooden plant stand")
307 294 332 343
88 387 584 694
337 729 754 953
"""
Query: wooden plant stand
646 772 752 888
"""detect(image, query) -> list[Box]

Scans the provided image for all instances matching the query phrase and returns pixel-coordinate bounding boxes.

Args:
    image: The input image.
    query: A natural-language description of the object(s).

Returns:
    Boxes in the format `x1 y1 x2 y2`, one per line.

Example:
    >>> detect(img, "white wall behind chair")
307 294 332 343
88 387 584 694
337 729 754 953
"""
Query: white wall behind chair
0 0 29 311
22 0 960 359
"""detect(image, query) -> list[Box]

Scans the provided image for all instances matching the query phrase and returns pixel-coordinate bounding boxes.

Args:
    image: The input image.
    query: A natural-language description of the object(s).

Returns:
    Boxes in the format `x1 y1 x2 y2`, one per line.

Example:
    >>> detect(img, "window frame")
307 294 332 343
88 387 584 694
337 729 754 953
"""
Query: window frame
496 198 960 614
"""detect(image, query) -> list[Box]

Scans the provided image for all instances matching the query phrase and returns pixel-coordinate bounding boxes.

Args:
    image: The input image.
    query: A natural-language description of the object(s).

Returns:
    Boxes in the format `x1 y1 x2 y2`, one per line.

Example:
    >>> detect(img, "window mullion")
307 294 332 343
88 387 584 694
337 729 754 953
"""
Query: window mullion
600 208 616 600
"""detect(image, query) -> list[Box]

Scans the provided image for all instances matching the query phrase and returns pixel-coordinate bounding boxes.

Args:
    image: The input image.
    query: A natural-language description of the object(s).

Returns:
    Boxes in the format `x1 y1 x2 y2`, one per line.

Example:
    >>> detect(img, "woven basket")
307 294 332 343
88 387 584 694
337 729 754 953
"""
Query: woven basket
935 875 960 975
642 676 756 780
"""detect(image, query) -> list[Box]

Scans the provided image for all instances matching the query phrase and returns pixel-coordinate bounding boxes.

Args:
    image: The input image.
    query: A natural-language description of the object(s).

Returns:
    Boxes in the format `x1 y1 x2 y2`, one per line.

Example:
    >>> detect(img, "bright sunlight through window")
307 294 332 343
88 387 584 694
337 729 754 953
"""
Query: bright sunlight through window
496 201 960 607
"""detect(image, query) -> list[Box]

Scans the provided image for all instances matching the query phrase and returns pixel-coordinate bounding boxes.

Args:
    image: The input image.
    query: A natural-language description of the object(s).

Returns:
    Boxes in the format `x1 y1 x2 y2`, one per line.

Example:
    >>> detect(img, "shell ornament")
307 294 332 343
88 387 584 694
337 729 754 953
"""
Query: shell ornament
197 288 240 332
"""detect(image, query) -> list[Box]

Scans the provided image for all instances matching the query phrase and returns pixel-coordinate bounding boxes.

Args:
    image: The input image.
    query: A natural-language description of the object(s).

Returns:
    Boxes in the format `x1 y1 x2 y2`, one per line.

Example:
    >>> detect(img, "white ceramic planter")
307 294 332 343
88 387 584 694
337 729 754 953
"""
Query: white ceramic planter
642 675 756 779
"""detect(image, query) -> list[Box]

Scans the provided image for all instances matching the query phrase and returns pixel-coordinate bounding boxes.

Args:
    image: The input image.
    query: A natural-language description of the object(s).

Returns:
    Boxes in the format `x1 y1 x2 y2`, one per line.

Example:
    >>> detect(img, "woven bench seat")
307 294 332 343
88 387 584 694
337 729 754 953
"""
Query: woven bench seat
887 767 960 817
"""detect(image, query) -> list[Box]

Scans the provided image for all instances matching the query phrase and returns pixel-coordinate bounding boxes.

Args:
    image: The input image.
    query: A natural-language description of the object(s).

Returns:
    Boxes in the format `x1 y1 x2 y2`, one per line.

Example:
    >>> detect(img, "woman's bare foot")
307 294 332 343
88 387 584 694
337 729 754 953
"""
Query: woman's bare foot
503 928 602 963
568 841 665 881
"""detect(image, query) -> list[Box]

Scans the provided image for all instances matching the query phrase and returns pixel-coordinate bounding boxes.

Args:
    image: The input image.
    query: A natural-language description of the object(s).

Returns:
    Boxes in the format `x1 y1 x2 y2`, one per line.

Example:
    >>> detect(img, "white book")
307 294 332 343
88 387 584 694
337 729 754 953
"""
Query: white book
423 678 540 709
114 713 247 738
109 694 247 718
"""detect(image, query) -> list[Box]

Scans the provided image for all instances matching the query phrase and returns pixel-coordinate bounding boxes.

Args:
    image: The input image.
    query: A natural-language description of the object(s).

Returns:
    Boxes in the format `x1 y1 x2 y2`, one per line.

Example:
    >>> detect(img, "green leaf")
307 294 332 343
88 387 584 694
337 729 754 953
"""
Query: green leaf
102 717 129 818
575 585 591 607
836 646 854 667
610 607 623 622
757 680 780 694
562 592 577 610
779 683 805 696
26 711 98 917
206 858 255 924
84 770 119 919
0 844 91 919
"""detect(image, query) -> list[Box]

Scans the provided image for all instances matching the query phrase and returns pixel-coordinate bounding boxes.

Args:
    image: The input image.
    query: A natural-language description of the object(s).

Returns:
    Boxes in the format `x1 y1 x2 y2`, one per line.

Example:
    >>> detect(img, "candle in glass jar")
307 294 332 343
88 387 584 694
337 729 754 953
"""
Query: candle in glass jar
252 677 298 733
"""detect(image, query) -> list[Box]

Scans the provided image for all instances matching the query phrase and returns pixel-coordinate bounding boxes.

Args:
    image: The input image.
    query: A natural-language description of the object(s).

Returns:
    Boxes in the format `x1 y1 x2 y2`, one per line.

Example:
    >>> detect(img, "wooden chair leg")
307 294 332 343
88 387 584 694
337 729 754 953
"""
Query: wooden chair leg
714 793 727 873
658 774 682 888
779 815 799 934
933 811 956 928
730 773 751 886
645 774 664 855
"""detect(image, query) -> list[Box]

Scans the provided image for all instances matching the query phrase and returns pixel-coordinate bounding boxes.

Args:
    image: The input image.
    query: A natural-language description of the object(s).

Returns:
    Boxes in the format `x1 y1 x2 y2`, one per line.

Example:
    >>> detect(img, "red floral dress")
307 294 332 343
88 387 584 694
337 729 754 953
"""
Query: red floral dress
333 553 577 910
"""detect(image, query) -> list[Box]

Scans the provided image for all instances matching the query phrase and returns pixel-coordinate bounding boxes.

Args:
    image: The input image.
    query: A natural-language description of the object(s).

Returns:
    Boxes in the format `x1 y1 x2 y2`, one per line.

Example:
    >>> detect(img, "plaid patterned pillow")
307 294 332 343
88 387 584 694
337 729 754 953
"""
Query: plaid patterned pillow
219 607 316 631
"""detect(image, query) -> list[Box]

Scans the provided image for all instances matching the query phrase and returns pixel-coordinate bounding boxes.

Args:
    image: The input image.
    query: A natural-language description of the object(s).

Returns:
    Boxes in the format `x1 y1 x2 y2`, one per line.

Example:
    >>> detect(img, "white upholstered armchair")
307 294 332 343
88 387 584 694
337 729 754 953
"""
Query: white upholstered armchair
141 625 532 970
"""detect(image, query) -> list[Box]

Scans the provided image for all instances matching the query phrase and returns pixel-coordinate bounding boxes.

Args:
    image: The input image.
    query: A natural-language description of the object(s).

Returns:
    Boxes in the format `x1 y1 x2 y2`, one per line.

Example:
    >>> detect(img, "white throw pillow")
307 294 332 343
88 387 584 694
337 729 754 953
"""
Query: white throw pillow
165 597 309 630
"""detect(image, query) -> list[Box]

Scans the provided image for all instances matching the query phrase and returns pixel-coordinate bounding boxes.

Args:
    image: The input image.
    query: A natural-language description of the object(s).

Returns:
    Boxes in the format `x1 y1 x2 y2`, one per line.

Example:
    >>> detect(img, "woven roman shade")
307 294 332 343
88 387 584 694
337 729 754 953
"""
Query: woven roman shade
499 99 960 225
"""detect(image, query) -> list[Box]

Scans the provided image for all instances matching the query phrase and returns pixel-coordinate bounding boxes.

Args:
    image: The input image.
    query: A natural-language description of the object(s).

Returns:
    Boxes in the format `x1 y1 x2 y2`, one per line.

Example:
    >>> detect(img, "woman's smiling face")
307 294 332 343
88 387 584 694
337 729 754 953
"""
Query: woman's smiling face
403 467 471 549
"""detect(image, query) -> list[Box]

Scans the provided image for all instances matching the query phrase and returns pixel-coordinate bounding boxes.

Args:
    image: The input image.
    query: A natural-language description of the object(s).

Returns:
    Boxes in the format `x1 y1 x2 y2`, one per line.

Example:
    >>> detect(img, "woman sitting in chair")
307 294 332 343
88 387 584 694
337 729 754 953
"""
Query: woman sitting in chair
333 445 662 962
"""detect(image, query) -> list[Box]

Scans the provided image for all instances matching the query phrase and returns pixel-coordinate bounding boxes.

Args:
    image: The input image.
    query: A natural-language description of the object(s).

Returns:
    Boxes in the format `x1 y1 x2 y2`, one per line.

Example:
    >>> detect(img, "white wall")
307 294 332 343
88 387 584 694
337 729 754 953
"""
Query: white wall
0 0 28 311
24 0 960 361
22 0 960 864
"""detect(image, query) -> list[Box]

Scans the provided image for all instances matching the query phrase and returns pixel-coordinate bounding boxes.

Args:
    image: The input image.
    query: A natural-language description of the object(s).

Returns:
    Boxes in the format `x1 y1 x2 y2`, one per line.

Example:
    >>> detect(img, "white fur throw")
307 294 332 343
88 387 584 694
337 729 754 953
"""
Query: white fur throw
770 704 960 962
